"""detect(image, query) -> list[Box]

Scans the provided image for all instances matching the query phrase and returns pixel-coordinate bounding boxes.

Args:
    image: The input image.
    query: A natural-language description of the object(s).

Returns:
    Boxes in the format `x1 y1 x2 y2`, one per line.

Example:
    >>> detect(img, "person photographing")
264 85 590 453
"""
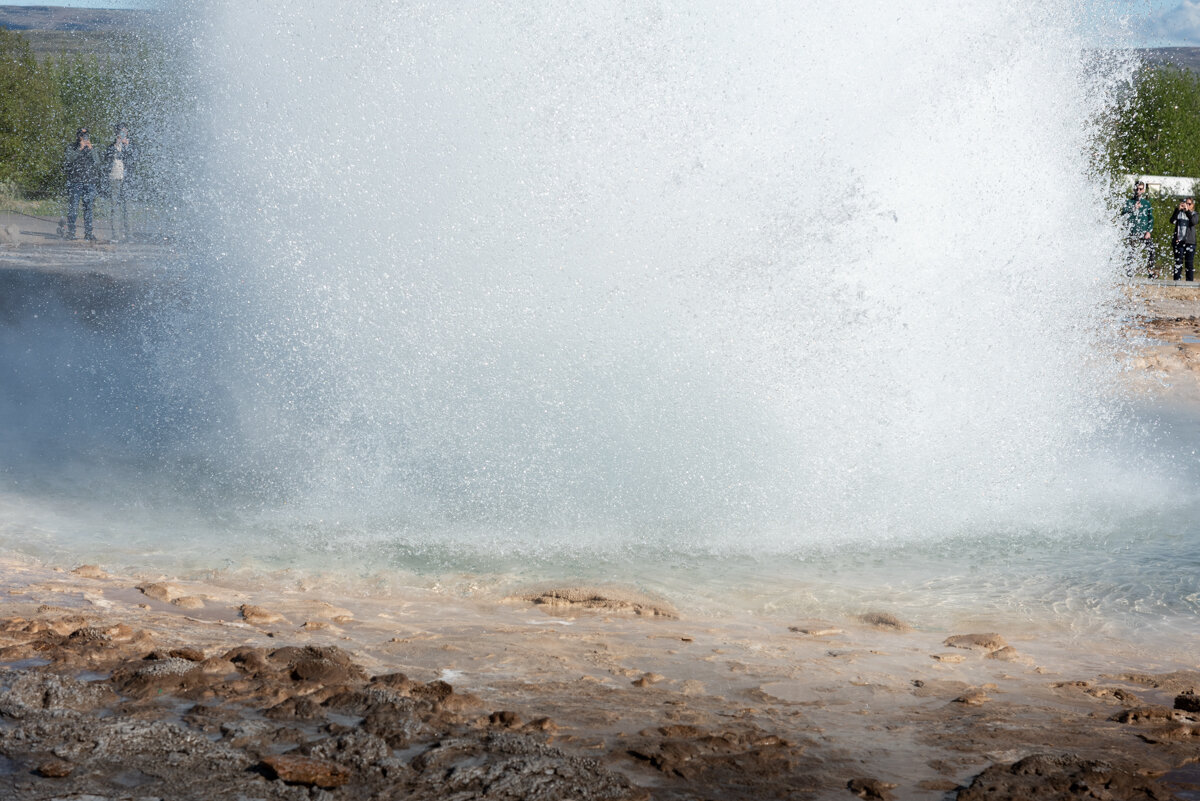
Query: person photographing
1170 197 1197 282
63 127 100 242
104 124 135 242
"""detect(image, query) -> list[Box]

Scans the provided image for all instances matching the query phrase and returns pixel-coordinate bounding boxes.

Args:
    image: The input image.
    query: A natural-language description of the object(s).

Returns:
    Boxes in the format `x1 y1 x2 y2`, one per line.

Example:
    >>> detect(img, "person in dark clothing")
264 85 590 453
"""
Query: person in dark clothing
1120 180 1156 277
103 124 135 242
1170 197 1197 282
63 127 101 241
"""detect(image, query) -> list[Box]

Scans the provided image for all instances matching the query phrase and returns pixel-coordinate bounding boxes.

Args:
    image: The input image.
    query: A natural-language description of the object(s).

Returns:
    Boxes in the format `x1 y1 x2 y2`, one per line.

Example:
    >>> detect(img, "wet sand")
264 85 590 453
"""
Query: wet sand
1 285 1199 800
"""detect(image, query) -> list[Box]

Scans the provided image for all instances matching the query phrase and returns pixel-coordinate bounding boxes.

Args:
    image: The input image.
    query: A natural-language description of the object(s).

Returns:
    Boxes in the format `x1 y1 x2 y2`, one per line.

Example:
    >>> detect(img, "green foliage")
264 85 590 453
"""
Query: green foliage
0 27 65 195
1102 64 1200 275
0 26 178 200
1107 65 1200 179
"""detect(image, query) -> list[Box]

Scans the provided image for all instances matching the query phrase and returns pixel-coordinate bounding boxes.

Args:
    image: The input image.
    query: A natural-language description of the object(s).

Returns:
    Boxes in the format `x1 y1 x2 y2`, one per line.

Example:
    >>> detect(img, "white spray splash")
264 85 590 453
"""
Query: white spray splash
163 0 1155 559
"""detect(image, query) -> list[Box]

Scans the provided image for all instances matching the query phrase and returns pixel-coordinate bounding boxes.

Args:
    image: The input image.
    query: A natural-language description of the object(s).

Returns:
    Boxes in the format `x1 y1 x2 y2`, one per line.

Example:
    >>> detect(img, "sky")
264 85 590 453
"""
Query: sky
1099 0 1200 45
1 0 156 8
1137 0 1200 45
5 0 1200 47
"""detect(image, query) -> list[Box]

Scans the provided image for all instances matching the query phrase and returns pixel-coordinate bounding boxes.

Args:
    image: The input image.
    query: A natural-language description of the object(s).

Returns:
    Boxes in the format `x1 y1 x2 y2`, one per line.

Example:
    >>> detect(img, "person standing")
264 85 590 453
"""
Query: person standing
1121 180 1156 277
104 124 135 242
1170 196 1197 282
63 127 100 242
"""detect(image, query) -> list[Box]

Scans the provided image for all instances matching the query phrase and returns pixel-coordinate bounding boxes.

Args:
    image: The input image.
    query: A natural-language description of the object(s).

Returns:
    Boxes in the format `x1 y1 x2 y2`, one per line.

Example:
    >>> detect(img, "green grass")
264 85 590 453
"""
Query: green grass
19 30 129 60
0 182 61 217
0 196 62 217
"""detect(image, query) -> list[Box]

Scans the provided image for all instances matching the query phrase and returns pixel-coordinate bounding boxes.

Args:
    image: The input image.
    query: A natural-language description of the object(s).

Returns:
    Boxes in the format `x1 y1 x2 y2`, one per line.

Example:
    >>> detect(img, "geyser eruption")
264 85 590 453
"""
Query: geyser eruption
170 0 1151 557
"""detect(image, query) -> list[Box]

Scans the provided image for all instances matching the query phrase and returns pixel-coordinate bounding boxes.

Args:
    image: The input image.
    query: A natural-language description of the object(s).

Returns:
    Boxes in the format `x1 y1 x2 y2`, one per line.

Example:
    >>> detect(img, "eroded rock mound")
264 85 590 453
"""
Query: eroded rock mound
625 722 807 792
509 586 678 618
858 612 910 631
956 753 1178 800
944 633 1008 651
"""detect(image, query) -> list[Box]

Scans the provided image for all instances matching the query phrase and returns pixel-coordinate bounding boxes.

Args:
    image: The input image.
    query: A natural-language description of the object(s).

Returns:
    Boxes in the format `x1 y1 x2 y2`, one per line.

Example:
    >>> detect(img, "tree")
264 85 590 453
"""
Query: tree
1107 64 1200 179
0 27 65 195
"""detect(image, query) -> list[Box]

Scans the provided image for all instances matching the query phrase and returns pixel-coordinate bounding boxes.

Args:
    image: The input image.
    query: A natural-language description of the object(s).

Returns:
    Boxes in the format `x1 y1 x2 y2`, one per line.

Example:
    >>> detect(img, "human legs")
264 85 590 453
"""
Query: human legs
109 179 127 240
81 184 95 240
65 182 80 238
1128 236 1155 277
1186 245 1196 281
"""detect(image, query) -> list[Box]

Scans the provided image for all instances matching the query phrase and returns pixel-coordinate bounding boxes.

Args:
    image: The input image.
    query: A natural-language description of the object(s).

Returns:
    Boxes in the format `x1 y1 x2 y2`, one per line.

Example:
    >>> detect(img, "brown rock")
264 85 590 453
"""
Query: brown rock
105 623 135 642
626 723 801 786
1110 705 1177 724
1176 691 1200 713
261 754 351 788
985 646 1023 662
523 716 557 732
1085 686 1141 704
508 586 678 618
957 753 1177 801
273 645 367 685
953 689 990 706
1137 721 1197 743
225 646 271 672
788 621 844 636
370 672 416 693
35 759 73 778
264 695 325 721
490 710 522 728
137 582 176 602
67 626 111 644
944 633 1008 651
46 615 88 636
241 604 286 625
848 777 897 800
632 672 665 687
858 612 910 631
171 596 206 610
412 679 455 703
169 647 206 662
71 564 107 579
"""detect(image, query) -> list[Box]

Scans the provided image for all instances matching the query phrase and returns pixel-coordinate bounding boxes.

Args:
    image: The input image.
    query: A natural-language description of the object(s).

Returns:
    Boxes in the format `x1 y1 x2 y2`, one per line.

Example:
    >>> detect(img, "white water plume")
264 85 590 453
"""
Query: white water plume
165 0 1154 554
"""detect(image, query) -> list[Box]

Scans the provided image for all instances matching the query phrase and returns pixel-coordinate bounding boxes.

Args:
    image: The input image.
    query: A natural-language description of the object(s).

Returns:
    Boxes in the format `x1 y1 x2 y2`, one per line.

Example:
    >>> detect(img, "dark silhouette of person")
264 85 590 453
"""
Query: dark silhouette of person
104 124 136 242
1120 180 1155 277
1170 196 1197 282
63 127 100 242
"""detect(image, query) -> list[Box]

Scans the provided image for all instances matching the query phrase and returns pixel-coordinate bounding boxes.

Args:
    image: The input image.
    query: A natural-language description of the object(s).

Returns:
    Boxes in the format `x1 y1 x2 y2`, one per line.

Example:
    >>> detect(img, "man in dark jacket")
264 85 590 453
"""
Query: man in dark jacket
1170 197 1197 282
1120 180 1155 277
63 127 100 241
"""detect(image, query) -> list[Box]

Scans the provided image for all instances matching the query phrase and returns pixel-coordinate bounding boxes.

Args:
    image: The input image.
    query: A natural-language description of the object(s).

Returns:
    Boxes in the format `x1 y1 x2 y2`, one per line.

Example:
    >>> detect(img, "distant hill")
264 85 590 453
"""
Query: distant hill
4 6 1200 70
0 4 147 58
0 5 142 32
1141 47 1200 73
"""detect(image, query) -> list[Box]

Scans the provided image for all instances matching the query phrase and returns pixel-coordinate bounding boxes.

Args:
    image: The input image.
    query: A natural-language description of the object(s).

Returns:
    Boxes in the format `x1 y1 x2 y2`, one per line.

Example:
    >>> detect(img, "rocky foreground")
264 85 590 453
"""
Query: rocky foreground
1130 283 1200 403
0 560 1200 801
